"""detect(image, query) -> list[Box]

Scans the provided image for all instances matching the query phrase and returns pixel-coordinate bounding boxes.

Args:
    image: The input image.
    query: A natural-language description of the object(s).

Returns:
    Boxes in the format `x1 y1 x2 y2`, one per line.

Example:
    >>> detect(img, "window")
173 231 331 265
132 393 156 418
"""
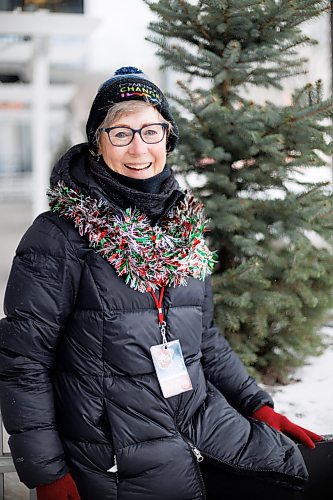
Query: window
0 0 84 13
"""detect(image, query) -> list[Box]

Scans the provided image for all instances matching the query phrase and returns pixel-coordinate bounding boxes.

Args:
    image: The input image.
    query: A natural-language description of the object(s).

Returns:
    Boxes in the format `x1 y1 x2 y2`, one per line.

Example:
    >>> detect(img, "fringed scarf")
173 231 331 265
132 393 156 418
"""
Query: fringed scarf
47 182 217 293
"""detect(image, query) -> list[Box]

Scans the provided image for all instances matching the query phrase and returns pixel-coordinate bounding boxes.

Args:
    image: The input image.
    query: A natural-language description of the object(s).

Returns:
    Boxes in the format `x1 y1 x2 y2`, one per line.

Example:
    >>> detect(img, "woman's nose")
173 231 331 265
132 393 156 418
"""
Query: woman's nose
128 131 148 154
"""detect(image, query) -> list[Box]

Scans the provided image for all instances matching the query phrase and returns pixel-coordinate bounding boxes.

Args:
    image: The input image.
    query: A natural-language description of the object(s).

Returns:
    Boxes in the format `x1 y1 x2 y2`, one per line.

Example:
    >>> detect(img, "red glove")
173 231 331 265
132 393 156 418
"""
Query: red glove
252 405 323 449
36 472 80 500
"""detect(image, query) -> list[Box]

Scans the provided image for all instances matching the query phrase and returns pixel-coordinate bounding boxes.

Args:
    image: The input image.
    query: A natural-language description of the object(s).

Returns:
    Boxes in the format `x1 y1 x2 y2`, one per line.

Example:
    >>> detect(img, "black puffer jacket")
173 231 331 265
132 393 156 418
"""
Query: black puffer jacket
0 145 308 499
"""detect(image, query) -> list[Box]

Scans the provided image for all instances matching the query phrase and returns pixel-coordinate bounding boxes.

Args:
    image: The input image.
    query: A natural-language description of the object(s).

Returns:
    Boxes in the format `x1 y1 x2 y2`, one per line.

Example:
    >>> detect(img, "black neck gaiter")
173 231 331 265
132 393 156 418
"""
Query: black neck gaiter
108 164 172 194
88 156 184 224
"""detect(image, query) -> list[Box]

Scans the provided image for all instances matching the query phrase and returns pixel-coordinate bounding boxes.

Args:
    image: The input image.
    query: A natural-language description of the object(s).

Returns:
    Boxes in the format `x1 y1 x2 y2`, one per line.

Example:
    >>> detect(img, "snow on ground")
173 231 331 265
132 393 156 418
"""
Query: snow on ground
262 324 333 436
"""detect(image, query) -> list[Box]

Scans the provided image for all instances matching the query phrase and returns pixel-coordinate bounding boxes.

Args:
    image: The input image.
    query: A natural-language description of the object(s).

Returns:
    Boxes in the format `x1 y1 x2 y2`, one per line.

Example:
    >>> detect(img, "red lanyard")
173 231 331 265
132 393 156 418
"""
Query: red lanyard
149 286 165 325
149 286 167 344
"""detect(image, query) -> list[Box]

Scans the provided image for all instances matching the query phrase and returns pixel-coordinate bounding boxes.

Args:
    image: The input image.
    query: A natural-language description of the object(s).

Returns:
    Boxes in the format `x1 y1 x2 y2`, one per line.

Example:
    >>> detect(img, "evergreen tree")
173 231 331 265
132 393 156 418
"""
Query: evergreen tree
145 0 333 382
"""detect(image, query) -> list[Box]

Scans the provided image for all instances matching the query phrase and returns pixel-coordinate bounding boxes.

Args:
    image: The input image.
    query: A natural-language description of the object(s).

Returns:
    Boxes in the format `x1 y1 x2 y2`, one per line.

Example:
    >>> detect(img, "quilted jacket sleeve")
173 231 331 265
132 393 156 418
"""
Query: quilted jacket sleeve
0 213 83 489
201 276 273 415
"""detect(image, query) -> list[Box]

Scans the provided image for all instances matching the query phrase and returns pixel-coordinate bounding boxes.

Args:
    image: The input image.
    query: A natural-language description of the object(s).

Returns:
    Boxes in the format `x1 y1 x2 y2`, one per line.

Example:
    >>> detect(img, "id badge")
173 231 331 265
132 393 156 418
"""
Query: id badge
150 339 193 398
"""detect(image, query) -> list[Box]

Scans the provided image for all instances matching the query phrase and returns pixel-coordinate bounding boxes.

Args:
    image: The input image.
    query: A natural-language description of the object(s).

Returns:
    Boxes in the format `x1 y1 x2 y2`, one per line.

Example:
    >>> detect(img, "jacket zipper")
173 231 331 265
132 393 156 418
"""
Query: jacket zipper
181 434 207 499
102 396 119 484
192 447 204 462
107 454 119 484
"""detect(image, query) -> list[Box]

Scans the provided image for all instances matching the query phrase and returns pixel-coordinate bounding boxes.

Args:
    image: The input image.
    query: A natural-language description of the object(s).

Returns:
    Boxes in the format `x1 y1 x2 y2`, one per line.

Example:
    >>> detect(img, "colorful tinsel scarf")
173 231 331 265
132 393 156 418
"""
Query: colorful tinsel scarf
47 182 217 293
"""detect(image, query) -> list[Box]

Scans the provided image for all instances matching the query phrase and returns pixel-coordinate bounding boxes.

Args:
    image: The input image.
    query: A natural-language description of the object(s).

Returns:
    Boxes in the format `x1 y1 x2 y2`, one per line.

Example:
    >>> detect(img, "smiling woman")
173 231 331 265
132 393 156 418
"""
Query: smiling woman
0 66 323 500
98 103 168 179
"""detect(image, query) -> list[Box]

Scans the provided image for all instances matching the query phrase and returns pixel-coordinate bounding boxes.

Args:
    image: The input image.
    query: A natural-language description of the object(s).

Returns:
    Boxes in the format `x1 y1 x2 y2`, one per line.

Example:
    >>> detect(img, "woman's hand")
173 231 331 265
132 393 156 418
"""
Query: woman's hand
36 472 80 500
252 405 324 449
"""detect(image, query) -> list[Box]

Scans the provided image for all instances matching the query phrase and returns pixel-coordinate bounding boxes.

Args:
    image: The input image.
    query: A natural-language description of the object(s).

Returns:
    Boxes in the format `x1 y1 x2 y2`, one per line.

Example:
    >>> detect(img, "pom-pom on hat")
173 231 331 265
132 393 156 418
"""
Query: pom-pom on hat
86 66 179 154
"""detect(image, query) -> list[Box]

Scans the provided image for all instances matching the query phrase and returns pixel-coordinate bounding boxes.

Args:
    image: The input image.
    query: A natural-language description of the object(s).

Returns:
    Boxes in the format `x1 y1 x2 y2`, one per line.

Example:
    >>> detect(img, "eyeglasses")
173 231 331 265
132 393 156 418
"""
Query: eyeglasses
99 123 168 147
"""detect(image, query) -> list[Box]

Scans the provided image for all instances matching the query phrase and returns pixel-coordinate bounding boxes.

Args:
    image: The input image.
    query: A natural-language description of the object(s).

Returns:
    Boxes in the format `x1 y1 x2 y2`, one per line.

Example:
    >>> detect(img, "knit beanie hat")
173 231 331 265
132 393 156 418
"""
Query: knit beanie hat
86 66 179 154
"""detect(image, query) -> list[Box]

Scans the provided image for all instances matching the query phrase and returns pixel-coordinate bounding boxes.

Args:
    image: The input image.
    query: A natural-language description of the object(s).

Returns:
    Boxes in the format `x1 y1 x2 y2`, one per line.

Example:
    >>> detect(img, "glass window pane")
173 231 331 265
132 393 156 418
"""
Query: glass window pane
0 1 84 13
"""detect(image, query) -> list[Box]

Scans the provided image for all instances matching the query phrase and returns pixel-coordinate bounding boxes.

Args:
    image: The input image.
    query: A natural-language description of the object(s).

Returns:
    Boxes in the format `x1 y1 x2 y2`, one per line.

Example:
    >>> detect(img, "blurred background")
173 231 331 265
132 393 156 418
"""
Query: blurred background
0 1 332 498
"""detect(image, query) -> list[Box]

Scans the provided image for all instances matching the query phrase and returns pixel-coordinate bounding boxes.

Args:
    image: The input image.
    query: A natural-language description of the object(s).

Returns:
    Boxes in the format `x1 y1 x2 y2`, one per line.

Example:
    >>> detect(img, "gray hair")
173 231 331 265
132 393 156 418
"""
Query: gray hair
95 101 173 150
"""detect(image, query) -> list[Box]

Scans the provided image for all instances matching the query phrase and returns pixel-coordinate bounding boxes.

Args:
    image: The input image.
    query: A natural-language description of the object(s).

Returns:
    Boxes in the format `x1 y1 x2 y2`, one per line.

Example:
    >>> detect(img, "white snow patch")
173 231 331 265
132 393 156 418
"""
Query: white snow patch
262 325 333 436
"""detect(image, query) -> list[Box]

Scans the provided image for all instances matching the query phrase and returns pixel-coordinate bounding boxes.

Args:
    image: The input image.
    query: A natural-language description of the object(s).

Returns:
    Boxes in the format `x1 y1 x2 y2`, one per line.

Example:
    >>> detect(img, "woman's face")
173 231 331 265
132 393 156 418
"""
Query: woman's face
98 106 167 179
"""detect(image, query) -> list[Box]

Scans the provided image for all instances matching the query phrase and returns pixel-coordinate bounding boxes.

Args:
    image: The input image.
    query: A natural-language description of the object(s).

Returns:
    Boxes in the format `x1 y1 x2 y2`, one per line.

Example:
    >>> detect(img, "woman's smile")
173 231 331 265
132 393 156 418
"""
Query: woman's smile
123 162 153 171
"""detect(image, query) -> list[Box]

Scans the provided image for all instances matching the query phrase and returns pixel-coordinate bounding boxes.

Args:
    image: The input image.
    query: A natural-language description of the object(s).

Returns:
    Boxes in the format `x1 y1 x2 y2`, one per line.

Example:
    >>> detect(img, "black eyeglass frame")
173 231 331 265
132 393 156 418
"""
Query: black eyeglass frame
99 123 169 147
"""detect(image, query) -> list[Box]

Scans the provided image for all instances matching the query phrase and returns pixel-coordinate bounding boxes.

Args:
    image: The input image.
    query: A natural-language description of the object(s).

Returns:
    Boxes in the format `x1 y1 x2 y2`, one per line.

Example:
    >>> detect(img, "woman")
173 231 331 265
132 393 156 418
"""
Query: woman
0 67 322 500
